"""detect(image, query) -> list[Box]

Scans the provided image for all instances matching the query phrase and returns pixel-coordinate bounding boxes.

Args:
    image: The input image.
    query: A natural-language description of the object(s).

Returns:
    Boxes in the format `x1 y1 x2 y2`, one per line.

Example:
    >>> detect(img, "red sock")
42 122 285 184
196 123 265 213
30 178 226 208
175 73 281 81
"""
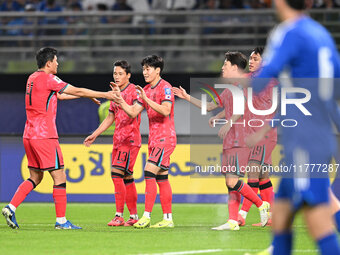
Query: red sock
259 179 274 205
156 176 172 214
235 180 263 208
228 190 241 221
241 179 259 212
124 179 137 215
112 173 126 214
53 183 67 217
145 171 157 213
10 179 35 208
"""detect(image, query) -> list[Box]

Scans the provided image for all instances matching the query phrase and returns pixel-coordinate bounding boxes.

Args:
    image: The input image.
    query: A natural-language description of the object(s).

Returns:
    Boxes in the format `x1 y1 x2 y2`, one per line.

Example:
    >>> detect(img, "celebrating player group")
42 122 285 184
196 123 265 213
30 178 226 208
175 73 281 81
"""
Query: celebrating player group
2 0 340 254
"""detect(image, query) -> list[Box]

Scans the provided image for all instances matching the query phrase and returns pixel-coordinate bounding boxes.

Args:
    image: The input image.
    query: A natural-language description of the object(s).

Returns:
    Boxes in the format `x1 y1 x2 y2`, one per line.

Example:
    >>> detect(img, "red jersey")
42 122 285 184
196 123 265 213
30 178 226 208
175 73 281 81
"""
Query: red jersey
109 83 141 149
23 71 68 139
219 85 251 149
137 79 177 147
247 72 278 142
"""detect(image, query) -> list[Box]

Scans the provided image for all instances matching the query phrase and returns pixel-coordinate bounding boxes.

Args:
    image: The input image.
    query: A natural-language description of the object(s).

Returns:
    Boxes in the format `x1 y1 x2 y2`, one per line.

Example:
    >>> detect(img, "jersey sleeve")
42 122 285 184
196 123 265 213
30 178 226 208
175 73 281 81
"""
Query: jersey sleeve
253 29 302 93
161 84 174 104
109 101 115 113
136 93 146 108
47 74 69 93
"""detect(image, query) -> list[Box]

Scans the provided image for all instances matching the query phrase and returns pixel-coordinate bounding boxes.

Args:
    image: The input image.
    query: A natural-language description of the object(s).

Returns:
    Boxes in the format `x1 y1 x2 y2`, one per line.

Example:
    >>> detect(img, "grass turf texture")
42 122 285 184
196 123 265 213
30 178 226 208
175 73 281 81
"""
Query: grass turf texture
0 203 318 255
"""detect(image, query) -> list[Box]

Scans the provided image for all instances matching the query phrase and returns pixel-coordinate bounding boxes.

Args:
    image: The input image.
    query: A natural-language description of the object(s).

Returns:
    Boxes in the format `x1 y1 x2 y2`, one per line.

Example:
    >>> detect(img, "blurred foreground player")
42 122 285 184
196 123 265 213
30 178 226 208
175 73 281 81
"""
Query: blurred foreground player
244 0 340 254
2 47 115 230
112 55 176 228
84 60 141 226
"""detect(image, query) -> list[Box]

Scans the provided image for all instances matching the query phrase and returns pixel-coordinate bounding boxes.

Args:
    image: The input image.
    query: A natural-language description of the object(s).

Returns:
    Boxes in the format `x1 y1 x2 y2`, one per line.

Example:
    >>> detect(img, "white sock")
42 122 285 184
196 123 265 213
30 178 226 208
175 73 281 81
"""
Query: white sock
163 213 172 221
143 211 151 219
56 217 67 224
115 212 123 217
8 204 16 213
239 210 248 219
228 219 238 225
130 214 138 220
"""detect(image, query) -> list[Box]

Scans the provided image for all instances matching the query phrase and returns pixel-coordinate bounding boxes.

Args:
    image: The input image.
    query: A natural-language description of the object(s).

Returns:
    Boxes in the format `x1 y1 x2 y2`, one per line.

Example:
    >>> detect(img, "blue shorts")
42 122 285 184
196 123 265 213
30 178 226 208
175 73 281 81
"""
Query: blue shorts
276 178 330 211
276 145 332 210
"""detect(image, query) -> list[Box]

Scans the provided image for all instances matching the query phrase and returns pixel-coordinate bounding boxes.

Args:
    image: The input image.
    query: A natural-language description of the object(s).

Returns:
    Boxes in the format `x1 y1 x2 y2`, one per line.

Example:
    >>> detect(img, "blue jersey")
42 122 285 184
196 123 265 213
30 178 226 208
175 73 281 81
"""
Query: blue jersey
253 15 340 161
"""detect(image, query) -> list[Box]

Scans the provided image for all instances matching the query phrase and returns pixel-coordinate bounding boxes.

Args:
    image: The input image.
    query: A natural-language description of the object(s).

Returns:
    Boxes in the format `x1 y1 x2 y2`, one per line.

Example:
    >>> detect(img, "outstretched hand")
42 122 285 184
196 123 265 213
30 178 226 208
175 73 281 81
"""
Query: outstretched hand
83 134 96 147
173 86 189 100
136 85 147 100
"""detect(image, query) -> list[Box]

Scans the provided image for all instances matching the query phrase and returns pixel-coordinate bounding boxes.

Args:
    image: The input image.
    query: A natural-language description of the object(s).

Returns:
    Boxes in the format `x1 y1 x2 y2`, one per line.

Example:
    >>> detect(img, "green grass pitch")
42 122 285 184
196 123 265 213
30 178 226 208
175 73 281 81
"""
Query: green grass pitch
0 203 319 255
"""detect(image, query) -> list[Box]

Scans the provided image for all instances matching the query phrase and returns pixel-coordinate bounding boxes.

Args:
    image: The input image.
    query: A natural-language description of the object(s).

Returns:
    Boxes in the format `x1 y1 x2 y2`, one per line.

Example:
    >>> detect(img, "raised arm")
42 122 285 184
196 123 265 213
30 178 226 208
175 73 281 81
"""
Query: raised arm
173 86 218 112
62 84 115 100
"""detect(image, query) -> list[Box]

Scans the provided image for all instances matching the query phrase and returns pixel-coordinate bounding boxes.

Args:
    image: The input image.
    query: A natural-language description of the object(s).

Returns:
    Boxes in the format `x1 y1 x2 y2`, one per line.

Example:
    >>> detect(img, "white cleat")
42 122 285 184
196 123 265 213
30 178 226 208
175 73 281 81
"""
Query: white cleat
258 201 270 227
211 220 240 231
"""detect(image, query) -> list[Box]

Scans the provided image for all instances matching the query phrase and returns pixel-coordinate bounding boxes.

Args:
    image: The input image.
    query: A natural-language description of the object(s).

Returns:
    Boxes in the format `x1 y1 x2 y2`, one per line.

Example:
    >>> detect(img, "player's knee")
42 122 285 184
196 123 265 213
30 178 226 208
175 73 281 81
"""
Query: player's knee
27 178 39 188
225 177 239 188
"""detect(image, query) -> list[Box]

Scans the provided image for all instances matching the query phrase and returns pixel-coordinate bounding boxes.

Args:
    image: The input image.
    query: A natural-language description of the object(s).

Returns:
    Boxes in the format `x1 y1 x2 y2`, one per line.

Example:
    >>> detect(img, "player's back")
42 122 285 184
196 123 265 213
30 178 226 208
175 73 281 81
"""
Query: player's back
23 71 68 139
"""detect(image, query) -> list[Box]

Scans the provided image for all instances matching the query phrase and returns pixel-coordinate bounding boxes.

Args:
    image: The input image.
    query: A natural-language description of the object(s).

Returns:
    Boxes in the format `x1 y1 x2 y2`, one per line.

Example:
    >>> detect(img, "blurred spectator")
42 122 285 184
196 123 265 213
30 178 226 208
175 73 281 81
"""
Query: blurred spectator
0 0 25 11
82 0 114 11
111 0 133 24
40 0 66 46
245 0 269 8
65 2 87 48
6 3 36 47
318 0 340 8
218 0 244 9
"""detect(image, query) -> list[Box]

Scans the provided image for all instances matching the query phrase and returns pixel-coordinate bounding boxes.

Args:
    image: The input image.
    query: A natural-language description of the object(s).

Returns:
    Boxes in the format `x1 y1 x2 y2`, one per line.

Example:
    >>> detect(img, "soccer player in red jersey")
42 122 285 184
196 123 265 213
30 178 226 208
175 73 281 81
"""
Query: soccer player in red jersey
111 55 176 228
210 47 277 227
1 47 115 230
174 52 270 231
239 47 276 226
84 60 141 227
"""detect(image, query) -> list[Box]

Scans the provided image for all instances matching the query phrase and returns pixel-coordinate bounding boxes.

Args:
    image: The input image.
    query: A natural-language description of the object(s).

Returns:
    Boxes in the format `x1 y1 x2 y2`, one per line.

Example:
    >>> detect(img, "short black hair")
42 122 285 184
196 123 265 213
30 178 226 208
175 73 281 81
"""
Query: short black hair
252 46 264 56
286 0 305 10
113 60 131 74
224 51 247 70
141 55 164 73
36 47 57 69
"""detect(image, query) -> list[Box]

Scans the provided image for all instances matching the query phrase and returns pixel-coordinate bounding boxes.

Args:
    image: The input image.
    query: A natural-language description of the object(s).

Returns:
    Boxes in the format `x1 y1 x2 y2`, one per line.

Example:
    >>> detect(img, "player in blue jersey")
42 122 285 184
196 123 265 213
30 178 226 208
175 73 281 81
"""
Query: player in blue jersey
243 0 340 254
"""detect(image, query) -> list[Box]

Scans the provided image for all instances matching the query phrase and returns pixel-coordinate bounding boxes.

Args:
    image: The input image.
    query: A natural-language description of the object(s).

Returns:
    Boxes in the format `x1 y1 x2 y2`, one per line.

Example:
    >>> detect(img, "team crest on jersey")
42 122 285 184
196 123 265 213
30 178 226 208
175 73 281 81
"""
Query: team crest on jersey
53 76 62 83
164 88 171 100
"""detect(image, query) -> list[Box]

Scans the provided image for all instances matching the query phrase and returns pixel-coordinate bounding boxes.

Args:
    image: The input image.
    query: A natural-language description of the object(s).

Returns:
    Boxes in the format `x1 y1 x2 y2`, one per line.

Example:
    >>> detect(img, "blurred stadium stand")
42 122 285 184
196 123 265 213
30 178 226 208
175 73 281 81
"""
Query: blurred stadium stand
0 7 340 135
0 9 339 74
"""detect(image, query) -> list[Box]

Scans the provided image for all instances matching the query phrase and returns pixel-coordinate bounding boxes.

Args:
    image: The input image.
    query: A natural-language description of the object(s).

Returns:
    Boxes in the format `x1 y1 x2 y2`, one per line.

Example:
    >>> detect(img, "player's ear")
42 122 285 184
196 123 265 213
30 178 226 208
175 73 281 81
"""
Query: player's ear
127 73 131 79
156 67 161 75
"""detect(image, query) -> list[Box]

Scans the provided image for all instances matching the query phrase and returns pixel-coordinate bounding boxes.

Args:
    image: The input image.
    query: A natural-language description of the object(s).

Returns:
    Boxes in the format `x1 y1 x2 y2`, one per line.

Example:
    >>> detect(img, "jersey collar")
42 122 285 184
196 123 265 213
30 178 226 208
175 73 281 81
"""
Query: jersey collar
120 82 130 92
151 78 162 89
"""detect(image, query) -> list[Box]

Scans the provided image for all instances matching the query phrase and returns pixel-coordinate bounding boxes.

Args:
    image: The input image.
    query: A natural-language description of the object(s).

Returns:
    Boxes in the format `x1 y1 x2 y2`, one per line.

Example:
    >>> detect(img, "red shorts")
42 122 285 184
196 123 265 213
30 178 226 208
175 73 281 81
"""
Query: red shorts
248 139 276 166
112 146 140 175
23 138 64 171
222 147 251 177
148 144 175 170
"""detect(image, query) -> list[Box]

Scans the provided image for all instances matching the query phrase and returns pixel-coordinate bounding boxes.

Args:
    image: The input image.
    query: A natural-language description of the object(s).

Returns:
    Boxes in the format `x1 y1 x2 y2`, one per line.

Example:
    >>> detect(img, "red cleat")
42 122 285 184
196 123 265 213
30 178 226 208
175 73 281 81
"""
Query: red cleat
238 213 246 226
124 218 138 226
107 216 125 226
252 218 272 227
